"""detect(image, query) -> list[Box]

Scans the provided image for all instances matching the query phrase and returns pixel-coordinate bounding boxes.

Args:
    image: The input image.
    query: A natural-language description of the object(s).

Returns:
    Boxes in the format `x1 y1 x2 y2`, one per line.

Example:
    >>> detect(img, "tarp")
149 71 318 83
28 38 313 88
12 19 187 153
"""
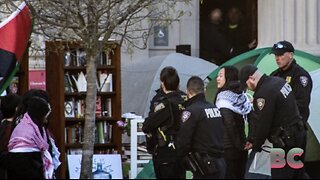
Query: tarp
309 69 320 142
205 47 320 161
122 53 217 117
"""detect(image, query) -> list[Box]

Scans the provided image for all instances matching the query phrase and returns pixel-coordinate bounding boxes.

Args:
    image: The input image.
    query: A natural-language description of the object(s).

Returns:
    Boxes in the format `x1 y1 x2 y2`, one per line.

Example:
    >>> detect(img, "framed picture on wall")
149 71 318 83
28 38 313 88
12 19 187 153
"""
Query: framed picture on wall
153 25 169 46
149 20 180 49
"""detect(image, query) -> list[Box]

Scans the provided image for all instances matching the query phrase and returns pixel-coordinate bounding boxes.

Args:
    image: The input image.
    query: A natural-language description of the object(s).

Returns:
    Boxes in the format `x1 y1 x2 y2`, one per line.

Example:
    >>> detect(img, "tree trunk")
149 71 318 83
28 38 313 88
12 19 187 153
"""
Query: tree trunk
80 48 97 179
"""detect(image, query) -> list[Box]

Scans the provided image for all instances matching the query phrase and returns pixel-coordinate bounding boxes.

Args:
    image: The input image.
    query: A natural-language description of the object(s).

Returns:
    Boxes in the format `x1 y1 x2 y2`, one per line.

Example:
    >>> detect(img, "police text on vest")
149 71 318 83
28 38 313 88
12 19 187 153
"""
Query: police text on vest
205 108 221 118
280 83 292 98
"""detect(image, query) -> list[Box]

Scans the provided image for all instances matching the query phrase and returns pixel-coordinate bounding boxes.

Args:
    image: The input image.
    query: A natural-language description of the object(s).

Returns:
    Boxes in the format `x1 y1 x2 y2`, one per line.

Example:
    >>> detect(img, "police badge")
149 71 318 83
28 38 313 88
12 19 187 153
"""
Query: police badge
256 98 265 110
286 76 292 84
300 76 308 87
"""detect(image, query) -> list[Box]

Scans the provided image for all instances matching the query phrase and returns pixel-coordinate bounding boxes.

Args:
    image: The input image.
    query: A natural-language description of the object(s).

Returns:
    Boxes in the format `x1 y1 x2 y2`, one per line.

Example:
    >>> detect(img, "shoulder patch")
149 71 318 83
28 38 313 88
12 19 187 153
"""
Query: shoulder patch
256 98 265 111
300 76 308 87
181 111 191 123
181 95 188 101
178 104 185 111
154 102 165 112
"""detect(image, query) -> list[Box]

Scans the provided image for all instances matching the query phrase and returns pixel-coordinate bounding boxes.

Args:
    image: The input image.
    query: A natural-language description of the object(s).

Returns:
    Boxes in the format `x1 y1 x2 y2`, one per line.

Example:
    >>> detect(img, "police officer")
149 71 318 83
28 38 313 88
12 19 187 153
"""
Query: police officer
177 76 226 179
269 40 318 178
270 40 312 123
142 66 186 179
239 65 306 179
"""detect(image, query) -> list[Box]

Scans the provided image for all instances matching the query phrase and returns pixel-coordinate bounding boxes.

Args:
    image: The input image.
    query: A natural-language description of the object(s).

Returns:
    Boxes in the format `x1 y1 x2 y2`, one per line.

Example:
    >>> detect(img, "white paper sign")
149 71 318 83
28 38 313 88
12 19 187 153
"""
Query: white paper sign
67 154 123 179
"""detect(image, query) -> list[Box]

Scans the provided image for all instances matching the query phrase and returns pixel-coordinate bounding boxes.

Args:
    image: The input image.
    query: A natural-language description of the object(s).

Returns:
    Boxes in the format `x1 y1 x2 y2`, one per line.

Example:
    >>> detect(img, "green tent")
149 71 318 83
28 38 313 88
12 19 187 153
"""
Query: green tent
205 47 320 162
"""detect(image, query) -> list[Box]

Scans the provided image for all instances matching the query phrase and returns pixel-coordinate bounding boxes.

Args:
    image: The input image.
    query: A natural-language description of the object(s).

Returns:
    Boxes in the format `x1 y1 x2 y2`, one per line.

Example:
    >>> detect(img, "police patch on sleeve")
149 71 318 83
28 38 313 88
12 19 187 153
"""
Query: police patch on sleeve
181 111 191 123
256 98 265 111
300 76 308 87
154 103 165 112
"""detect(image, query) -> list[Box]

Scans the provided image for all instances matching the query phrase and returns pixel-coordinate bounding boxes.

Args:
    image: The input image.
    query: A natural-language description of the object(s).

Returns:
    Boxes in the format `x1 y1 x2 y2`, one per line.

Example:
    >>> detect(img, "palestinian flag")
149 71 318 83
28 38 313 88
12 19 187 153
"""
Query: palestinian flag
0 2 32 94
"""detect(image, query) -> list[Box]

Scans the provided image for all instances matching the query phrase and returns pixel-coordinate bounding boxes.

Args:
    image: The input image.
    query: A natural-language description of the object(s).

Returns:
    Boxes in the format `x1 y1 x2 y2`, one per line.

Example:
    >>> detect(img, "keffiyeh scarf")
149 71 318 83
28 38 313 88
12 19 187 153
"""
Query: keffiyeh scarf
216 90 252 116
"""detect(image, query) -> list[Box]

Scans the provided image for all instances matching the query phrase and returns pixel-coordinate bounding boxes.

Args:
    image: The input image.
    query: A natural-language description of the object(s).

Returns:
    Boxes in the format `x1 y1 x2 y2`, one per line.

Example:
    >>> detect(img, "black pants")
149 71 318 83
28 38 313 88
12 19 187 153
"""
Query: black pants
7 152 44 179
305 161 320 179
153 147 185 179
271 125 307 179
193 157 226 179
224 148 247 179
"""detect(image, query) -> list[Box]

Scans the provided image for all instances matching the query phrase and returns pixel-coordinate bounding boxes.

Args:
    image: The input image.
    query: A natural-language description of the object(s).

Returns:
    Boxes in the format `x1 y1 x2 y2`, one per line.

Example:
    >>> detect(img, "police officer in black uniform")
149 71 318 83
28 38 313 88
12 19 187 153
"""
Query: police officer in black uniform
269 40 316 178
142 66 186 179
239 65 306 179
270 40 312 123
177 76 226 179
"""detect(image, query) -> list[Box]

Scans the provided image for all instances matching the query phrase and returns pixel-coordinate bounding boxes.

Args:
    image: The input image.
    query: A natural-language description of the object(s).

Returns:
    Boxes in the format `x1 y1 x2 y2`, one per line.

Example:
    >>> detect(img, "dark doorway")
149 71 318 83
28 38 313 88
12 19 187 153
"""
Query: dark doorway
199 0 257 65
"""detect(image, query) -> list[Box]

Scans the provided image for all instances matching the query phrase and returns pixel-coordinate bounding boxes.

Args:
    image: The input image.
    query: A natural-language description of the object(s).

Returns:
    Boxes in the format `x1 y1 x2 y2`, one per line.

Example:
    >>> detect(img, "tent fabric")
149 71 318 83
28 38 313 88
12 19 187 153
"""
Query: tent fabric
305 69 320 161
122 53 217 117
309 69 320 142
205 48 320 102
205 47 320 161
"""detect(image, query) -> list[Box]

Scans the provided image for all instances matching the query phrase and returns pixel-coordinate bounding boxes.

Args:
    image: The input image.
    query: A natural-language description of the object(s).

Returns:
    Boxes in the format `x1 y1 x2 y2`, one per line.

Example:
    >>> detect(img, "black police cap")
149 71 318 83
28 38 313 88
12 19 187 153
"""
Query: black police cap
270 40 295 56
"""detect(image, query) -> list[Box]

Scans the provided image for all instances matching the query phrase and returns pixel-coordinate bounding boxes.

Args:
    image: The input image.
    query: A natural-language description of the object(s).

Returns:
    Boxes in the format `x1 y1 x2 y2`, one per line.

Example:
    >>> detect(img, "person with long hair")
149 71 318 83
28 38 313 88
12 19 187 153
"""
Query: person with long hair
7 89 60 179
215 66 252 179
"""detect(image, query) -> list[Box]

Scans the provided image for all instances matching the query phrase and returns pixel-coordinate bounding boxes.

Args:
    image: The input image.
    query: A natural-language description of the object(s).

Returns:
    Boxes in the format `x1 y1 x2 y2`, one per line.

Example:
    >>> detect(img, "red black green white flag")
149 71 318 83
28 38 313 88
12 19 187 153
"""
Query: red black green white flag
0 2 32 94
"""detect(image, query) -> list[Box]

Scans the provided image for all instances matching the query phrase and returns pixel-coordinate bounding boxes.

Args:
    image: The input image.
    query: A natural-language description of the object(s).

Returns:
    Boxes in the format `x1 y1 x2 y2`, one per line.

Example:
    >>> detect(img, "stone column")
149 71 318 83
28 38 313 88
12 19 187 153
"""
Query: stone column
257 0 320 56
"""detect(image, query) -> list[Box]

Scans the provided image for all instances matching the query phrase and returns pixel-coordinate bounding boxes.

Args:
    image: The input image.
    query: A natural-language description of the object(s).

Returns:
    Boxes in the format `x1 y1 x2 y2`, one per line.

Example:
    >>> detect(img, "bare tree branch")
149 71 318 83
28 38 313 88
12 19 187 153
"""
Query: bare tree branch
1 0 191 178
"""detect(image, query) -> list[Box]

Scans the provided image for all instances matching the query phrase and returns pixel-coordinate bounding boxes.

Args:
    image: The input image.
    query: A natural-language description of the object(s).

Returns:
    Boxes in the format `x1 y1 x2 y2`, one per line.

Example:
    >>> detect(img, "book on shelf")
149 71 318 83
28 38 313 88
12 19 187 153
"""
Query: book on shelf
65 70 113 93
65 47 113 67
64 48 87 67
97 122 105 144
76 49 86 67
65 123 83 144
94 149 114 154
75 99 85 118
64 51 72 67
64 72 75 93
101 98 112 117
96 96 102 117
68 148 83 155
72 71 87 92
65 99 75 118
98 71 113 92
107 98 112 117
96 49 112 66
95 122 113 144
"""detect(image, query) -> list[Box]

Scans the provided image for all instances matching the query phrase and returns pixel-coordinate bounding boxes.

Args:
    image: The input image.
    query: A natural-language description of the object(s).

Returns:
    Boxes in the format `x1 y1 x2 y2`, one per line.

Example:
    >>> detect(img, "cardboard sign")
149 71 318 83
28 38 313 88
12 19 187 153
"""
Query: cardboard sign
67 154 123 179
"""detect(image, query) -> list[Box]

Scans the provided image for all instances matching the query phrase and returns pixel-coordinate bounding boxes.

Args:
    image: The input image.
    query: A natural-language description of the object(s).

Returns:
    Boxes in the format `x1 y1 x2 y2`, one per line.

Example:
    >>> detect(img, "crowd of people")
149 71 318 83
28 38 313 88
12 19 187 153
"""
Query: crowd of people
200 7 257 65
143 40 319 179
0 89 61 179
0 40 318 179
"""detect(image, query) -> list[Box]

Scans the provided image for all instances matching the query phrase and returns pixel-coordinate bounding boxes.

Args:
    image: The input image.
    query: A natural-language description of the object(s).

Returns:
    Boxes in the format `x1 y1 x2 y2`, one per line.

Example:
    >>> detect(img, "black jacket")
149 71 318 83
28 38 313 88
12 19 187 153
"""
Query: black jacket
219 108 246 150
270 60 312 122
143 90 186 134
252 75 302 150
200 23 233 65
142 90 186 152
215 82 247 150
177 93 224 157
148 89 186 117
